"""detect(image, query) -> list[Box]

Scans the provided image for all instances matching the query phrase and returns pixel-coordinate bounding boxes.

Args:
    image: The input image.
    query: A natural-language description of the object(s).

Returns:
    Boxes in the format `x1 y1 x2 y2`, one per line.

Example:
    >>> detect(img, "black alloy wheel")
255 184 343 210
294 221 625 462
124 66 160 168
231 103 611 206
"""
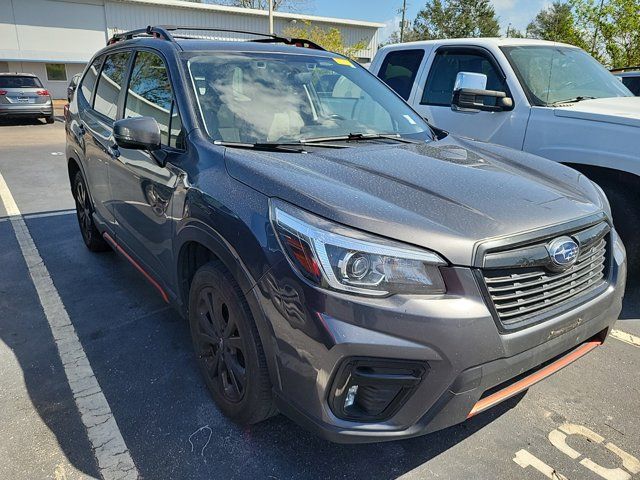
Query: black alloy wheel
73 171 110 252
188 261 276 424
195 285 247 402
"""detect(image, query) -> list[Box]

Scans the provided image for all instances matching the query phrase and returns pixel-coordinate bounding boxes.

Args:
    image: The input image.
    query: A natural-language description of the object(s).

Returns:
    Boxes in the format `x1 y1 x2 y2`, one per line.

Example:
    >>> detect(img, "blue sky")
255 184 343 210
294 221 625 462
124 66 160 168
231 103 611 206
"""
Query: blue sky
302 0 552 41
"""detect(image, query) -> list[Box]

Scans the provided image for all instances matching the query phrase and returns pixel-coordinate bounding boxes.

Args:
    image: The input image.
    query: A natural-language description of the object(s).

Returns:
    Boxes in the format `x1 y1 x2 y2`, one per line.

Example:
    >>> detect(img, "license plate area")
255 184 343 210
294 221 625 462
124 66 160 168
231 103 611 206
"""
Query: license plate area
17 97 33 104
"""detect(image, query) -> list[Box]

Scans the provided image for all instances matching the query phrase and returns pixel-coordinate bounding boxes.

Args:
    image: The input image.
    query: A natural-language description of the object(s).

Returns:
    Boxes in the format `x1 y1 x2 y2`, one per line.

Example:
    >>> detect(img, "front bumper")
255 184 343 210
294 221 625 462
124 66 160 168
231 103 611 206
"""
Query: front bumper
252 229 626 443
0 103 53 117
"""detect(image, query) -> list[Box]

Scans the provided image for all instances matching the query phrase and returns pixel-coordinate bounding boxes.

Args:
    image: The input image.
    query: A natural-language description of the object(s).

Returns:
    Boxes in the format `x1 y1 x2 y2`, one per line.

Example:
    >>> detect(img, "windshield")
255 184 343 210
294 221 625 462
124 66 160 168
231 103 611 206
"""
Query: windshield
187 52 431 144
501 46 632 106
0 76 43 88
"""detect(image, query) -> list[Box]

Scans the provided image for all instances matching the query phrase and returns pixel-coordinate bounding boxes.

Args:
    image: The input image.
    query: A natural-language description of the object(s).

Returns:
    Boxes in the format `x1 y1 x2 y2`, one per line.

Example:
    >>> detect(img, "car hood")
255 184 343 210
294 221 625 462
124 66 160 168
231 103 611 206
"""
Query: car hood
225 136 605 266
554 96 640 128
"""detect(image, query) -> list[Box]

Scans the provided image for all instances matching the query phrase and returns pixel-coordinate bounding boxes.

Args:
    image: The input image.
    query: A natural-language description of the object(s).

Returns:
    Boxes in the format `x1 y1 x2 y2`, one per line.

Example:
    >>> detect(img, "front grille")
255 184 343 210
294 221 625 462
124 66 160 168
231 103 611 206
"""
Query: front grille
482 226 609 328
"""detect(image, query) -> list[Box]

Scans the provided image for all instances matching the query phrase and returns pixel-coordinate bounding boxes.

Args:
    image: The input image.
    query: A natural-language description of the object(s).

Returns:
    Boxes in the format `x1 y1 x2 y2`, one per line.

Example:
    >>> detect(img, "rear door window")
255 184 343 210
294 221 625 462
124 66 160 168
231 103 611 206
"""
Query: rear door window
422 48 508 106
377 49 425 100
125 51 182 147
93 51 131 121
622 76 640 95
79 57 102 104
0 76 42 88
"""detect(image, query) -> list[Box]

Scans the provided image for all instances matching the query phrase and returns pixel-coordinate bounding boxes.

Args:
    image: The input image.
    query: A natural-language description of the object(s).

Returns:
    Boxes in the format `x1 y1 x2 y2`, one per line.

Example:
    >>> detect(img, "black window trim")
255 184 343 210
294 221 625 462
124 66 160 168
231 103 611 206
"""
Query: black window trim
420 45 513 107
123 47 186 153
378 48 426 101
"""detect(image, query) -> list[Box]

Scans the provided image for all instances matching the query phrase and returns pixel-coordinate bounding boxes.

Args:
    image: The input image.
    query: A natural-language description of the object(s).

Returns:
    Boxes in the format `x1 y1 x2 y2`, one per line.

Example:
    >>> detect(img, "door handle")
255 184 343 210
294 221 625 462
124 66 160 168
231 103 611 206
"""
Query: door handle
77 124 86 136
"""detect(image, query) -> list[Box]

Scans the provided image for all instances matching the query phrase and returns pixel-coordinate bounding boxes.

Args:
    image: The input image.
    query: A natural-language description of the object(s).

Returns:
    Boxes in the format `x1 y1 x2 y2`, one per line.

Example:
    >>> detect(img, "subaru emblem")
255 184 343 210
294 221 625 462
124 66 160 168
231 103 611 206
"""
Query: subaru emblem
547 236 579 269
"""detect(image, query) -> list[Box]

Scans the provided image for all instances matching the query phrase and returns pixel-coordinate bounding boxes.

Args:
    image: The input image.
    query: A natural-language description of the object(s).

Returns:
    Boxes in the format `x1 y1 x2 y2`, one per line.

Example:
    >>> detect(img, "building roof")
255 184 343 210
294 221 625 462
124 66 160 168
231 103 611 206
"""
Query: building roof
110 0 386 28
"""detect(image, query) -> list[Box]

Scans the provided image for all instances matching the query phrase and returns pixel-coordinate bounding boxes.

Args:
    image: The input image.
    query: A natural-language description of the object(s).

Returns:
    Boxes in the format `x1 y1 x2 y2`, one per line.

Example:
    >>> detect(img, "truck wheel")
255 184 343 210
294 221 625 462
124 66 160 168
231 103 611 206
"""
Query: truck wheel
45 115 55 124
188 261 276 424
73 171 110 252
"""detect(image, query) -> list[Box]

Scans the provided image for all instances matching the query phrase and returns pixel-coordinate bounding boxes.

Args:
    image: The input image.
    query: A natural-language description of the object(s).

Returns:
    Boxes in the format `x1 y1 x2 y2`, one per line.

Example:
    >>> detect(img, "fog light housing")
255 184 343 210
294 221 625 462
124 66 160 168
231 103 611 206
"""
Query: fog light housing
329 358 427 422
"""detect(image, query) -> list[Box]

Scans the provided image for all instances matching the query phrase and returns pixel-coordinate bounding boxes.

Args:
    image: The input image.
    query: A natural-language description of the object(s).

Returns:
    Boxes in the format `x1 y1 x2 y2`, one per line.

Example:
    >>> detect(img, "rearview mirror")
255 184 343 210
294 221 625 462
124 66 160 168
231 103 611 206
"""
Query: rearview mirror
451 71 514 112
113 117 161 151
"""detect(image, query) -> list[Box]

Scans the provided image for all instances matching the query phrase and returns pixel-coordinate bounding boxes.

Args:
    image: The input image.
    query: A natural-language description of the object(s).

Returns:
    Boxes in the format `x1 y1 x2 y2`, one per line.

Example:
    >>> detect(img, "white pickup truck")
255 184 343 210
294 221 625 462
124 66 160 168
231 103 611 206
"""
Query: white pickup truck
370 38 640 271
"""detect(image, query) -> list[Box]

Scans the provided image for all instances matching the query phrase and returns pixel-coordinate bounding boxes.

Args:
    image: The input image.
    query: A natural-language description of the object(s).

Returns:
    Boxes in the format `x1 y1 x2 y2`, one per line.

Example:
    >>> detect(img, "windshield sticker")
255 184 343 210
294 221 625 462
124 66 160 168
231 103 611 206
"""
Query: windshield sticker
333 57 355 68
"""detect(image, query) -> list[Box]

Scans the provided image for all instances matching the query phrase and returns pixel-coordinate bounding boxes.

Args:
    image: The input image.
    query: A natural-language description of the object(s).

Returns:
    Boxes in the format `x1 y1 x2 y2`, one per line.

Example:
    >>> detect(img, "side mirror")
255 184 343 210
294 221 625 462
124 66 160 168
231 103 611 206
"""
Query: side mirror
451 71 513 112
113 117 161 151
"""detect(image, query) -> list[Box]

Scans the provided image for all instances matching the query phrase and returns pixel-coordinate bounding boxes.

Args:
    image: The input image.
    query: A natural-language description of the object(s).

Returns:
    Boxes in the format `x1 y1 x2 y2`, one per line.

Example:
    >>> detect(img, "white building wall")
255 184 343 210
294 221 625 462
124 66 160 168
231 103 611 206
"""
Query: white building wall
0 0 107 63
105 0 380 60
1 0 382 98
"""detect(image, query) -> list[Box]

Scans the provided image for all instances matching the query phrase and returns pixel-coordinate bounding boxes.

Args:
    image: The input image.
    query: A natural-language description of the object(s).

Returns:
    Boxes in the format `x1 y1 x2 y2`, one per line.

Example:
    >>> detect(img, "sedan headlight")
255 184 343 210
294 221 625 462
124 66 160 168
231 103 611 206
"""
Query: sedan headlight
270 200 446 296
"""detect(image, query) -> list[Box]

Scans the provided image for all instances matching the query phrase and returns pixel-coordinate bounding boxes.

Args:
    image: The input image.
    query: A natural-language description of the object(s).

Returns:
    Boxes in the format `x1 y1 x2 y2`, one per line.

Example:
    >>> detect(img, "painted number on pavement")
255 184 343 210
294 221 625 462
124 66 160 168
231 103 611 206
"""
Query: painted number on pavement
514 423 640 480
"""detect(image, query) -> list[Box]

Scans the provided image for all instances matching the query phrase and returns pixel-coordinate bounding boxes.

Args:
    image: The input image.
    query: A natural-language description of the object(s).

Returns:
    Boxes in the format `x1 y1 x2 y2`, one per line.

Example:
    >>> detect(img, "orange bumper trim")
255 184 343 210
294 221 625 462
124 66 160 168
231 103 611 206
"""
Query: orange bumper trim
467 338 602 419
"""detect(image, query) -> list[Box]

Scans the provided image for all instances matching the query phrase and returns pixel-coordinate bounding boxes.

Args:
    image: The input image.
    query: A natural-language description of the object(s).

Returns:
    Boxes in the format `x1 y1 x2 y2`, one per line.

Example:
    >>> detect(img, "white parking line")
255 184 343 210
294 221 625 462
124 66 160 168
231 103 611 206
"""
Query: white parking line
611 329 640 349
0 172 139 480
0 209 75 223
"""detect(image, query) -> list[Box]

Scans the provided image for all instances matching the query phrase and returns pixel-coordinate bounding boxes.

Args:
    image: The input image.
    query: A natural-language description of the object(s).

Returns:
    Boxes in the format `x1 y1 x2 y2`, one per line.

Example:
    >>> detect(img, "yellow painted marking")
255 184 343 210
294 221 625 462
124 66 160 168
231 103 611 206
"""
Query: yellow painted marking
611 329 640 348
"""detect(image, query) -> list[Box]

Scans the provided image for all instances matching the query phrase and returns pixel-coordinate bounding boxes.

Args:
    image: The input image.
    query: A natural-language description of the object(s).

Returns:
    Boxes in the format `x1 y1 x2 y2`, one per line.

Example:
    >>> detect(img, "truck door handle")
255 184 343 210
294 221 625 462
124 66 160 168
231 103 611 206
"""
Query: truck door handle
78 124 86 135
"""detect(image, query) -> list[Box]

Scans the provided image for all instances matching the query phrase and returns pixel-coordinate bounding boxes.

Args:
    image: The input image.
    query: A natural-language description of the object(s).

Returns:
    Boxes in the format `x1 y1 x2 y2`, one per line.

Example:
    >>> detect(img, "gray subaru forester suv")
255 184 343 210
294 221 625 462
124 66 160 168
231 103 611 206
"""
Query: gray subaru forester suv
65 26 626 443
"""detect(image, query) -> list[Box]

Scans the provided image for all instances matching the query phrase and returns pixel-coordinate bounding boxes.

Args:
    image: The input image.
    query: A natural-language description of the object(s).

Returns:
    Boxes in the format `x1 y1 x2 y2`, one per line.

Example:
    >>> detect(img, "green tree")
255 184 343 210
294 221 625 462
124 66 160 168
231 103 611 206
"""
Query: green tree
213 0 306 10
573 0 640 68
526 1 588 48
408 0 500 40
282 21 368 58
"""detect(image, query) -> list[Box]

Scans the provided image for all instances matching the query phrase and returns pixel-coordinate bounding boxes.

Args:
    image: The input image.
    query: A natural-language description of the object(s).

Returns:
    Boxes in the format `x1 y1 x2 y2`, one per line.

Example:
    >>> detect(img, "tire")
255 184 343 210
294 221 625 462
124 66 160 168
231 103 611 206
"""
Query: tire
73 171 110 252
188 261 276 424
45 115 55 124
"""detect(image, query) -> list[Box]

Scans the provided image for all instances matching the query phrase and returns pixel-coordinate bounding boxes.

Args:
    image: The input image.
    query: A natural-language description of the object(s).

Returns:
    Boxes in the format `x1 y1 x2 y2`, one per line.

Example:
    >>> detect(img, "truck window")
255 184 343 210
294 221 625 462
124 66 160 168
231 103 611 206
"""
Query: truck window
621 76 640 96
378 49 425 101
422 49 508 106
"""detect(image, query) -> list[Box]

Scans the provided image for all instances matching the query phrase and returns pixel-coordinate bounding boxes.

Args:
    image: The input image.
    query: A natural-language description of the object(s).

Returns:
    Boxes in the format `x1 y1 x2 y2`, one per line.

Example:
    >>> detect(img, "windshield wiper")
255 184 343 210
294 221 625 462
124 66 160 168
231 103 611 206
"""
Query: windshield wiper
550 96 597 106
214 140 348 152
302 133 421 145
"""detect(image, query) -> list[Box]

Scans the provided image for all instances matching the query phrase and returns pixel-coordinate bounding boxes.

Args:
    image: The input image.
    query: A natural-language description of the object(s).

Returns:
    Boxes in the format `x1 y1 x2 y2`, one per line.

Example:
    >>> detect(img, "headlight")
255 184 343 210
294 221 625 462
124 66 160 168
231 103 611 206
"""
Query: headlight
270 200 446 296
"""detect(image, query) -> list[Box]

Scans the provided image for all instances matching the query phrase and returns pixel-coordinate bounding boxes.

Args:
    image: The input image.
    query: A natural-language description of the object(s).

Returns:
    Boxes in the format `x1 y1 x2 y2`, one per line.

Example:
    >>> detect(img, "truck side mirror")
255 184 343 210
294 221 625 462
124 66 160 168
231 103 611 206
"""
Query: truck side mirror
451 71 514 113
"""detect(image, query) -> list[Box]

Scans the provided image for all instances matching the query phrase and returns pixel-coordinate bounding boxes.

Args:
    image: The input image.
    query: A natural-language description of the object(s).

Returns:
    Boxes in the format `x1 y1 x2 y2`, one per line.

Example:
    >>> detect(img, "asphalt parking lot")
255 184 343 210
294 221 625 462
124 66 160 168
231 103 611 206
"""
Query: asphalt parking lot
1 119 639 480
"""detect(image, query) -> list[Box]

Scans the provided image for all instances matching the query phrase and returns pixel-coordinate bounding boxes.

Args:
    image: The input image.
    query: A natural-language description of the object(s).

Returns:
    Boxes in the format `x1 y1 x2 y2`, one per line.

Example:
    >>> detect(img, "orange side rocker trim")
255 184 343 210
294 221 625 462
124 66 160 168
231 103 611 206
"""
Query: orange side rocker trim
467 338 602 419
103 232 169 303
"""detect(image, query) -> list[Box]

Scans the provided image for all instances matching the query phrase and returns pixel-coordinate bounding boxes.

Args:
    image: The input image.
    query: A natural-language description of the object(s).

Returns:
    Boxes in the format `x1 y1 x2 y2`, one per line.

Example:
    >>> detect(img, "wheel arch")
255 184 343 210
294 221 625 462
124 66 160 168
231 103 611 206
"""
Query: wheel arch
175 222 282 389
564 163 640 188
67 156 81 188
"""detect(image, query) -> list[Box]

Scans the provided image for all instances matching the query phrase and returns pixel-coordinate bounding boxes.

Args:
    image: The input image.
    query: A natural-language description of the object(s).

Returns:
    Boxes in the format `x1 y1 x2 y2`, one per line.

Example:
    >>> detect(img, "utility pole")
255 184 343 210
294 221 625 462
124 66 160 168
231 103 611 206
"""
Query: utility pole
268 0 274 35
400 0 407 42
